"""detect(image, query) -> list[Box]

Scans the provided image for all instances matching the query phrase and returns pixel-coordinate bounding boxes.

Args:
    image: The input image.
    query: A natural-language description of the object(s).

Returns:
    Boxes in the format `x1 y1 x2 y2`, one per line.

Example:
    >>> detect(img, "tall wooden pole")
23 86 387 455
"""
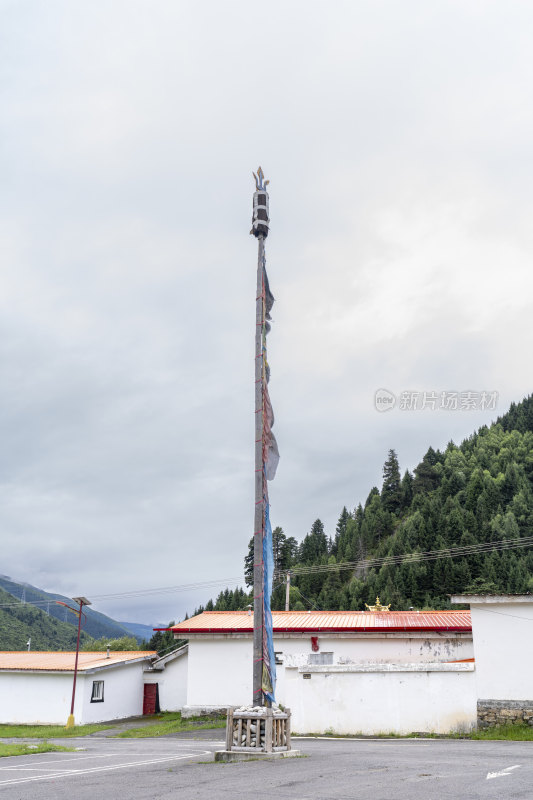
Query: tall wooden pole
252 233 265 706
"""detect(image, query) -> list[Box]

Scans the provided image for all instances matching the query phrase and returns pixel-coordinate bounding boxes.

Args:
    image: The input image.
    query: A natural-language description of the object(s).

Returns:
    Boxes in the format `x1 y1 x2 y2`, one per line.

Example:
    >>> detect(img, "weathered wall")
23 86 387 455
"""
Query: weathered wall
183 636 475 727
289 663 477 735
478 699 533 728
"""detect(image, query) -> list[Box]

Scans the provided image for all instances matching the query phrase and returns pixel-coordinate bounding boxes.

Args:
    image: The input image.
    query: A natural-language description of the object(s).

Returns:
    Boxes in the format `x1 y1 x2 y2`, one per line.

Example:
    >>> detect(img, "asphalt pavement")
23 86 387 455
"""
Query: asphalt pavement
0 732 532 800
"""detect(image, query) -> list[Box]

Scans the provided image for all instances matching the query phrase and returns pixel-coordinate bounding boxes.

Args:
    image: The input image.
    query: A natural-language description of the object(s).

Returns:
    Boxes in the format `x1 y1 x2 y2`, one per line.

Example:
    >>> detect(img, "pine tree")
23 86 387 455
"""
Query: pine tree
272 527 287 571
400 470 414 511
244 537 254 587
381 450 401 513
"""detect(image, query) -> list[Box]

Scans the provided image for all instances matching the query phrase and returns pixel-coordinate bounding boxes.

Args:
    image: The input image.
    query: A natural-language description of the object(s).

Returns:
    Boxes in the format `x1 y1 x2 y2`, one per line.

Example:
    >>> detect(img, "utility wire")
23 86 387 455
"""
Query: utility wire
0 534 531 612
275 535 533 579
291 585 322 611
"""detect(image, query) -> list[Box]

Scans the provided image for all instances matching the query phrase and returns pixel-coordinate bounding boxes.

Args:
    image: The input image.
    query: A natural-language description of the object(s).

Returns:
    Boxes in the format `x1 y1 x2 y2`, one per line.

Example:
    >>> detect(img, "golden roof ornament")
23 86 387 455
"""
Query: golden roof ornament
365 596 391 612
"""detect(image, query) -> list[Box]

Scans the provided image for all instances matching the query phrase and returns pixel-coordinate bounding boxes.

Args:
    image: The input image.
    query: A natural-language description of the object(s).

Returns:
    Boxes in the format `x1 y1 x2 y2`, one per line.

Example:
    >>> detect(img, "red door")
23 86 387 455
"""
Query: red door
143 684 158 715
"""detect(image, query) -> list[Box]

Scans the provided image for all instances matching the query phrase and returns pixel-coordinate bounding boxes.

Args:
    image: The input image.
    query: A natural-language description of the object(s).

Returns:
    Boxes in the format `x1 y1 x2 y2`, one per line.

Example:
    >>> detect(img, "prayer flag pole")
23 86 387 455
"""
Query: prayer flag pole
251 168 269 706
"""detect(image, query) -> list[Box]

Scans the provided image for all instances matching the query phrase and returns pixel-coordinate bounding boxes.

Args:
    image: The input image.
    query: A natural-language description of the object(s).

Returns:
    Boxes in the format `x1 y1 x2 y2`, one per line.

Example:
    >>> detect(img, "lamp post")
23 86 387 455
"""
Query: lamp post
65 596 91 729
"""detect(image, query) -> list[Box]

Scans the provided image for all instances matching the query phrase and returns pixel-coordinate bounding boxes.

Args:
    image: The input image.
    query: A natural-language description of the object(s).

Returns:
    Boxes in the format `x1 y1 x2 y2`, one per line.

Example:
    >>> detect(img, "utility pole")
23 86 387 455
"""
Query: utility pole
26 637 31 652
65 596 91 729
285 571 291 612
251 168 270 707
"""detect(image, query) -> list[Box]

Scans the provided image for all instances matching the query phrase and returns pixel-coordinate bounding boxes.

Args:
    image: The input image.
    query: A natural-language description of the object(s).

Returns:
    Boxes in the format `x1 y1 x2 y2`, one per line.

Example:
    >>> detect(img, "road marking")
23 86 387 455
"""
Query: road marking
0 751 197 770
0 751 211 787
293 736 430 744
486 765 521 780
0 754 118 769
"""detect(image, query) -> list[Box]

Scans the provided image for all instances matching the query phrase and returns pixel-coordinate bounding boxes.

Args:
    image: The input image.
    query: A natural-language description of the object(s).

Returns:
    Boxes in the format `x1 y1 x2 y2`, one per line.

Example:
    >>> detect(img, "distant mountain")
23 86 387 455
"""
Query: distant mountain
0 576 135 643
119 621 155 642
0 585 94 651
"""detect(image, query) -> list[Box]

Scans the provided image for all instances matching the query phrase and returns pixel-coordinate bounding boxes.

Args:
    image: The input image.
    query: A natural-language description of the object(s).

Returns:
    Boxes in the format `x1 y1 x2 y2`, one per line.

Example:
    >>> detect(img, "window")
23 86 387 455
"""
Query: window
308 652 333 665
275 652 284 665
91 680 104 702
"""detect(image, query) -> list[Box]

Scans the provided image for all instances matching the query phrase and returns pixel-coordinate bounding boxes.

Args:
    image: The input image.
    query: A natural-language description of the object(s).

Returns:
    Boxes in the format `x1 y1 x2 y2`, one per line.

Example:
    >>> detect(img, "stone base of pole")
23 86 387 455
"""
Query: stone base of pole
214 749 301 762
215 706 300 762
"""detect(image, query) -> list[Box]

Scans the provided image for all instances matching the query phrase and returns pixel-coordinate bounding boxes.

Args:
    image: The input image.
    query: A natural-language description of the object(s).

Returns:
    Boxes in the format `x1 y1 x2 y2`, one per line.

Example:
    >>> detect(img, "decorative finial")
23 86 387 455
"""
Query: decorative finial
251 167 270 238
365 596 391 612
253 166 269 191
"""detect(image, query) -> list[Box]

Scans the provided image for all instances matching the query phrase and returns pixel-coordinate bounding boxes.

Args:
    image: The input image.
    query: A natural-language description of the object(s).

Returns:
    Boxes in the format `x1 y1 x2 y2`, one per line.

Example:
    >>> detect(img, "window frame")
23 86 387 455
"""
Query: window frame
91 680 105 703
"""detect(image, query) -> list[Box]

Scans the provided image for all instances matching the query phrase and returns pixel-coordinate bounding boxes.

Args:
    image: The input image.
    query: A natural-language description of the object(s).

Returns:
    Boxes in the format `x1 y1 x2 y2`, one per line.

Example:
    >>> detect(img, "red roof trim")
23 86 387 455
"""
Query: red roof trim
167 625 471 634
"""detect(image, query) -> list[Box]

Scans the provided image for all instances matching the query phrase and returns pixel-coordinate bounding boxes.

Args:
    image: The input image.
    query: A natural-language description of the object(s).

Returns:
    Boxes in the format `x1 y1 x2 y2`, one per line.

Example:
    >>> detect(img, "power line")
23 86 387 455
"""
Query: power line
278 535 533 579
0 575 245 610
0 534 531 612
291 586 322 611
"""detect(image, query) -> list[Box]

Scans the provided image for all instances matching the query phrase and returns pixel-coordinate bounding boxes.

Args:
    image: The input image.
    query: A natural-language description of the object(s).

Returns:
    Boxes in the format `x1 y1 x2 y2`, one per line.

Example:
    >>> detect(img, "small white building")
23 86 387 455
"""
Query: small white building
143 644 188 712
452 594 533 728
166 609 476 734
0 651 156 725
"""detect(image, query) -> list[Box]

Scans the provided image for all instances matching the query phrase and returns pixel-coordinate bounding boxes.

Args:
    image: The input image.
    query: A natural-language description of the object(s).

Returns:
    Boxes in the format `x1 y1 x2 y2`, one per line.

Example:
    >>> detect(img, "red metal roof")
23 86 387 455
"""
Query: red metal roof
167 610 471 634
0 651 156 672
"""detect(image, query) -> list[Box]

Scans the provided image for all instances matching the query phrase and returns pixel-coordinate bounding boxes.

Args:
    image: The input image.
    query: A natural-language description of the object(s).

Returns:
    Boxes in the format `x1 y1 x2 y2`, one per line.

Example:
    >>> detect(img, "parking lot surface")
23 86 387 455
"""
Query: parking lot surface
0 734 532 800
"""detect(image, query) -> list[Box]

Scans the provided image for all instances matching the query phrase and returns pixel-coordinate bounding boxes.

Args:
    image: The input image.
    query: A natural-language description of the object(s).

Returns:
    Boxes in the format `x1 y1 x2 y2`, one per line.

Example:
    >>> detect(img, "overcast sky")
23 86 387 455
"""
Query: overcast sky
1 1 533 626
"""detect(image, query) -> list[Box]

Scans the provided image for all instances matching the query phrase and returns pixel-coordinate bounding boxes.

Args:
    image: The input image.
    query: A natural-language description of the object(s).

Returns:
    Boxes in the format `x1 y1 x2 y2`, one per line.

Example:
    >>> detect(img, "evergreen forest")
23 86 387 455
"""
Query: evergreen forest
193 394 533 615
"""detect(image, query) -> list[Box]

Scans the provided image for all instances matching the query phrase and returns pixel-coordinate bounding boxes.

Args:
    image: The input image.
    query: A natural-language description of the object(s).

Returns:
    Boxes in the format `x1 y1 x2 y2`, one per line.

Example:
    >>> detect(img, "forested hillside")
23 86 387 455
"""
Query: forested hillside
195 394 533 615
0 587 94 650
0 576 137 641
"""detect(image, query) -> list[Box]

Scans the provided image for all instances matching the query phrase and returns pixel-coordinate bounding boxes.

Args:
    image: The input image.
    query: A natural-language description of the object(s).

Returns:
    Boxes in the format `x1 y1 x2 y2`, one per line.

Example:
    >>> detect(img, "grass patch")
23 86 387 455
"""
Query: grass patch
117 712 226 738
0 722 113 739
470 722 533 741
0 742 74 758
296 723 533 741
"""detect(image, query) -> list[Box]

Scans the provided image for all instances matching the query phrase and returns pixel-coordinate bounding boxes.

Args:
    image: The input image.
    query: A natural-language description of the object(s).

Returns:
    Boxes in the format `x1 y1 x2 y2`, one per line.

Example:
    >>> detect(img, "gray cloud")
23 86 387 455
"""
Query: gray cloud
1 1 532 625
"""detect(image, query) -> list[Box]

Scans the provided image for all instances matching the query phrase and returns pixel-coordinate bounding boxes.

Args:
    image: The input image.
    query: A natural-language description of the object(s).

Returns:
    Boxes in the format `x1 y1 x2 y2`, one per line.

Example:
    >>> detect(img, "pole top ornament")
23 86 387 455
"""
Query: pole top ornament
253 166 269 191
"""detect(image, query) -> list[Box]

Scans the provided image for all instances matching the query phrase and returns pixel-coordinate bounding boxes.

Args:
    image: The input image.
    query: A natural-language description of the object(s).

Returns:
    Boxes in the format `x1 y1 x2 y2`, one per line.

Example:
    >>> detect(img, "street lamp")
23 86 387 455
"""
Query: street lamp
64 596 91 729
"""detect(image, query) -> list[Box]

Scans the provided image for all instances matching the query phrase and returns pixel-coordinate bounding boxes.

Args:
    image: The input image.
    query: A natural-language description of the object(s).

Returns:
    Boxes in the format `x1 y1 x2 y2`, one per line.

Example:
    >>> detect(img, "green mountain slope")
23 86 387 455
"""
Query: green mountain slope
195 394 533 615
0 577 135 642
0 586 93 650
289 393 533 610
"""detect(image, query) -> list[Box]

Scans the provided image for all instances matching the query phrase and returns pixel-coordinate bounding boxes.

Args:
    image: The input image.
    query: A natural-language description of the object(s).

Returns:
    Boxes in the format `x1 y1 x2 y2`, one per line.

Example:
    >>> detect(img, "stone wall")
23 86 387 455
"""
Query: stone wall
478 700 533 728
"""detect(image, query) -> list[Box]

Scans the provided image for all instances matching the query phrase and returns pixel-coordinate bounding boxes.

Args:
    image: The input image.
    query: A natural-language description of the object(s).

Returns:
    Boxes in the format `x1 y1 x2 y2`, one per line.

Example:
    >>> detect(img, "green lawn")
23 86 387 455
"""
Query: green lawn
0 722 112 739
0 742 74 758
117 712 226 738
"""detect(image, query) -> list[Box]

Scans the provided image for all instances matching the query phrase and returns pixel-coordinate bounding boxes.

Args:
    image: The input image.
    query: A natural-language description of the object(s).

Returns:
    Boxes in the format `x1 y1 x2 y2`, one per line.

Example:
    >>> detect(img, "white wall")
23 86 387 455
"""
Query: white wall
144 654 188 711
289 663 477 735
187 639 251 707
0 672 78 724
470 602 533 701
0 662 147 725
79 662 146 723
184 633 473 711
